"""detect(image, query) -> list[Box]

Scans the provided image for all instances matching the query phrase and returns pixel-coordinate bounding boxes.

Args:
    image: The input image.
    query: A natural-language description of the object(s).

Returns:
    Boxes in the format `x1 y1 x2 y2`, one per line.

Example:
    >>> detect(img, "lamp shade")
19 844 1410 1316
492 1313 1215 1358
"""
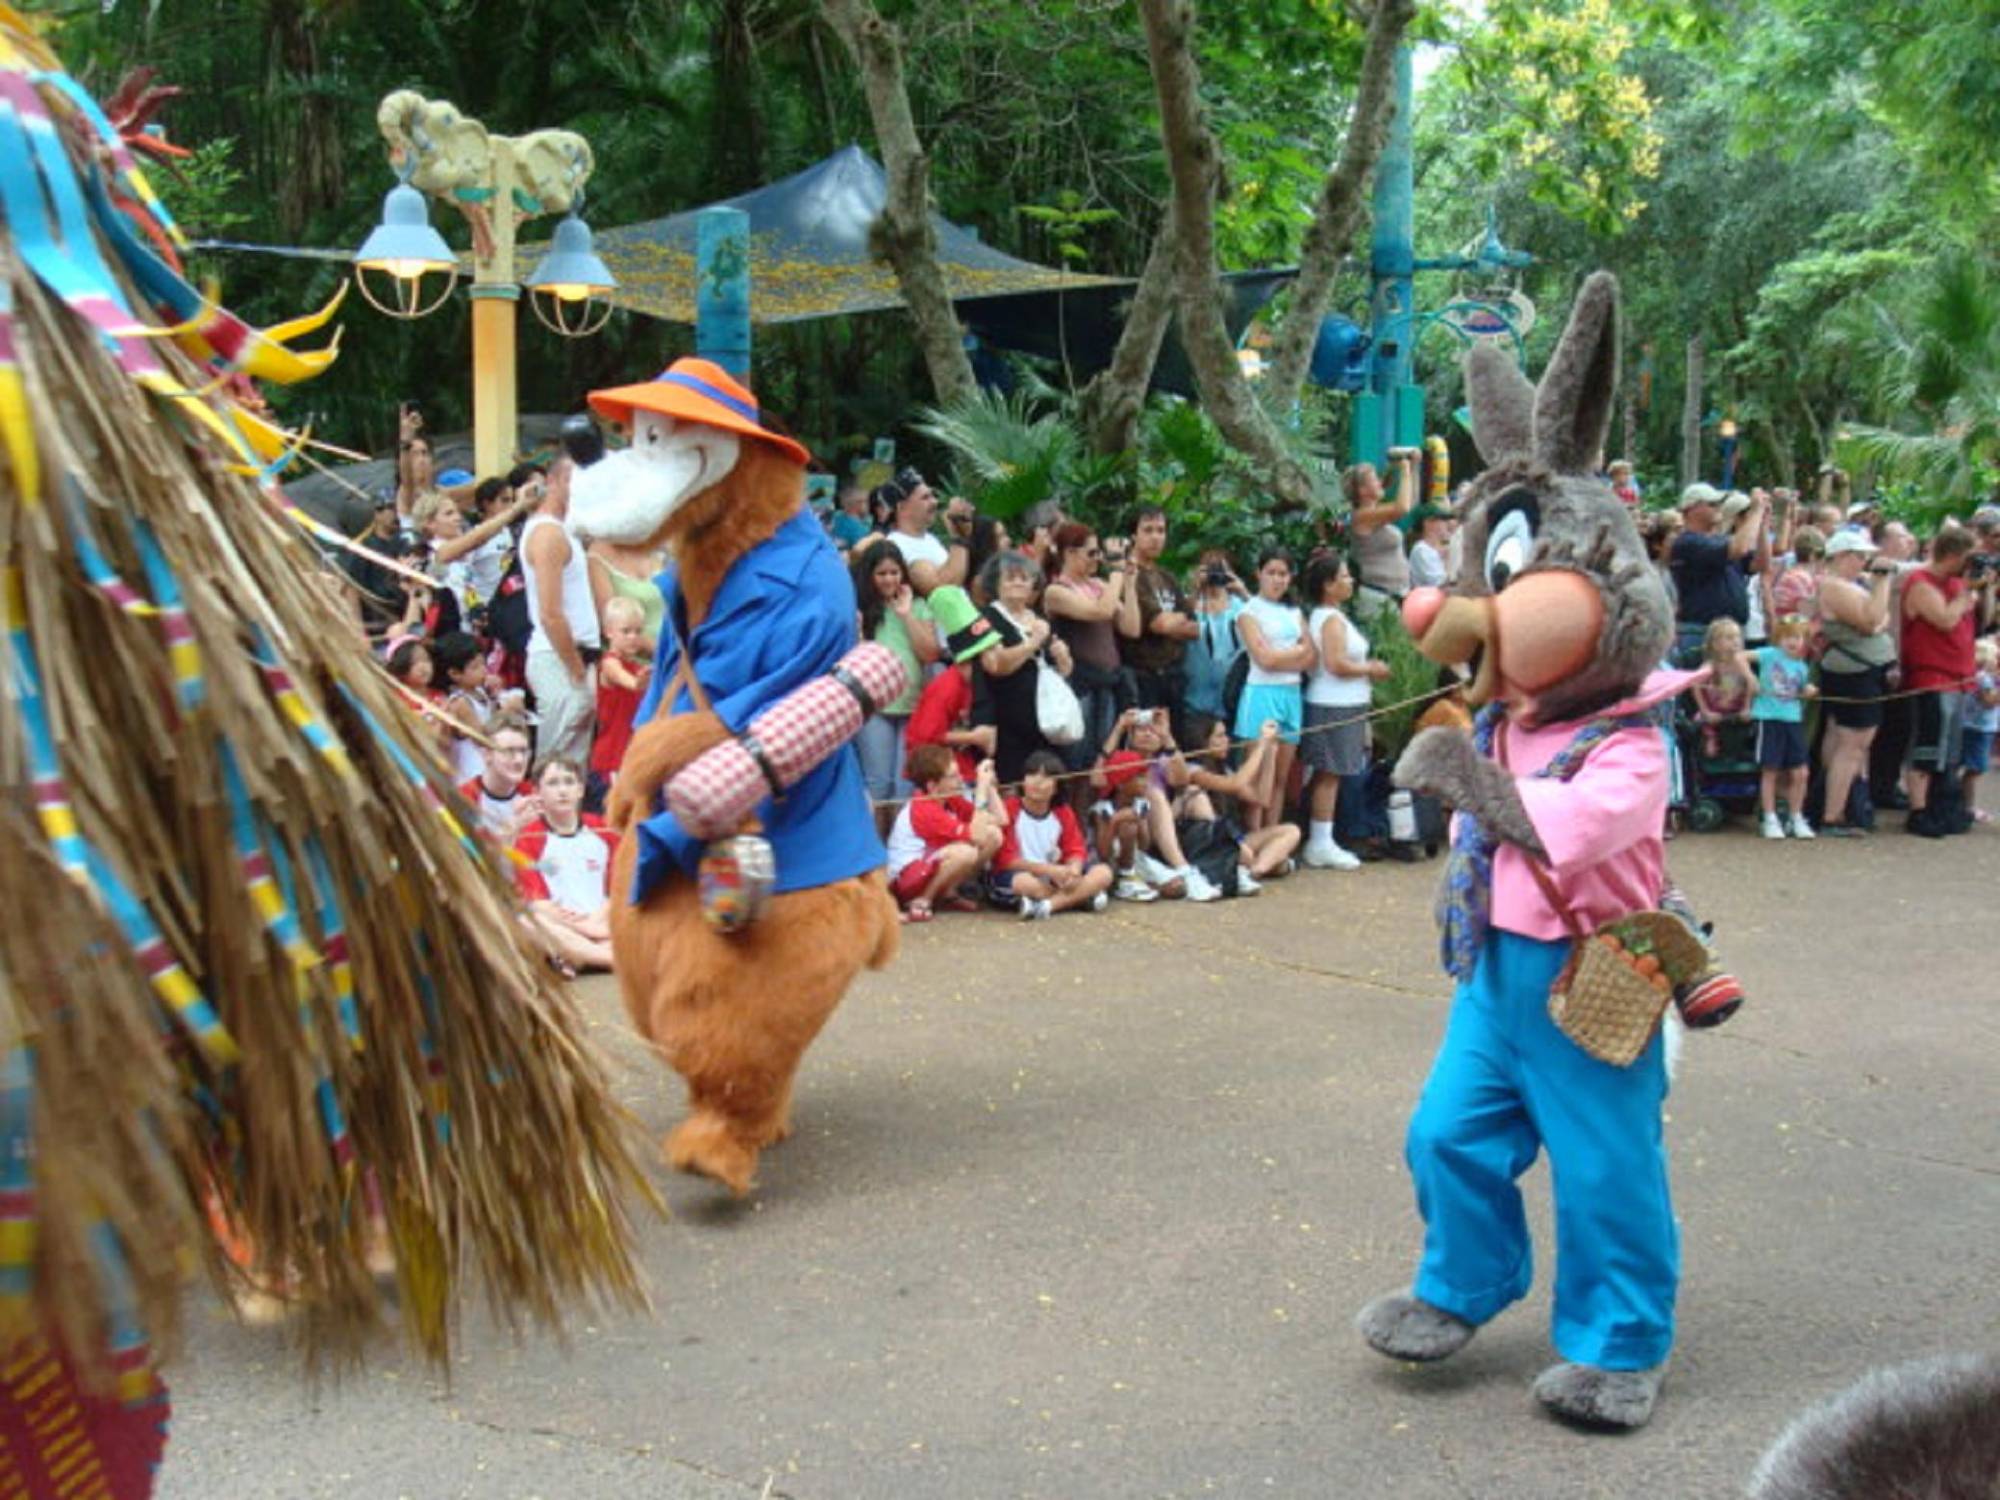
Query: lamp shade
526 213 615 302
354 182 455 279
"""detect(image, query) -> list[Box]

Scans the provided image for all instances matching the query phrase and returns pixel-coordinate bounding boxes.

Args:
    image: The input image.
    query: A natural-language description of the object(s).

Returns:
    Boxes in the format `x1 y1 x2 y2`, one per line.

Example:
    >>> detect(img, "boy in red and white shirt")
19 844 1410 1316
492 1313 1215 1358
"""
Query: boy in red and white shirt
993 749 1112 920
512 756 618 972
883 743 1004 922
458 714 539 841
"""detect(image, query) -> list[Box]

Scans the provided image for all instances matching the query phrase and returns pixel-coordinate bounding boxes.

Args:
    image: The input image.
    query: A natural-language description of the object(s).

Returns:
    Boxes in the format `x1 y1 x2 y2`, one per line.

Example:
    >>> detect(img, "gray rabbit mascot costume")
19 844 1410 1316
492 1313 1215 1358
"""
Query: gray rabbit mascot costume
1358 273 1704 1430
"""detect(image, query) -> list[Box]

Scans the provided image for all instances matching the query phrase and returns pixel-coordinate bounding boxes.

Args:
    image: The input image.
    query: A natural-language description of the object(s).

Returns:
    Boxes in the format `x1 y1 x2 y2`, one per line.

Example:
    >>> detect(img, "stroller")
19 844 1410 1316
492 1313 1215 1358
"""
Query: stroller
1679 703 1762 832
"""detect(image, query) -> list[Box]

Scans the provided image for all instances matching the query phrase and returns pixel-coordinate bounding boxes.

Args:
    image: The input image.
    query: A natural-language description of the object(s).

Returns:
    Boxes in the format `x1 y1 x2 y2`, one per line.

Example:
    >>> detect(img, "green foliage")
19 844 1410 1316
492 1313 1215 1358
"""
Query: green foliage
1834 254 2000 505
1440 0 1665 236
1360 603 1443 761
1017 191 1119 267
153 138 254 240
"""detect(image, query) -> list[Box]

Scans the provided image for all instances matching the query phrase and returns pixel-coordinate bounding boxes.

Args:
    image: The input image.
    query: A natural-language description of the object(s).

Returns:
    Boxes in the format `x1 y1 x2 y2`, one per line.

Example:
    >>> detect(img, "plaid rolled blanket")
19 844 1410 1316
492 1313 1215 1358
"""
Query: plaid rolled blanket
667 643 906 839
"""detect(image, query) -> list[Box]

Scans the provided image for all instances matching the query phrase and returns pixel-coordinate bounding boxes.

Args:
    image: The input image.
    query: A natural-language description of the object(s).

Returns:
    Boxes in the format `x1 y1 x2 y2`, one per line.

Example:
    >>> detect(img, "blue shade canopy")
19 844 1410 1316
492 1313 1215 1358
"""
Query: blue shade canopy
570 145 1124 324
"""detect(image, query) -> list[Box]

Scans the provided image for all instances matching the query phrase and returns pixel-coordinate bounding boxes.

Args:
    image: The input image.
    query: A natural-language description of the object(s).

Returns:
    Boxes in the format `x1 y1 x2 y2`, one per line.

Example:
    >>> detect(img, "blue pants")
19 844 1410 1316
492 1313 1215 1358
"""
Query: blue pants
1406 929 1679 1370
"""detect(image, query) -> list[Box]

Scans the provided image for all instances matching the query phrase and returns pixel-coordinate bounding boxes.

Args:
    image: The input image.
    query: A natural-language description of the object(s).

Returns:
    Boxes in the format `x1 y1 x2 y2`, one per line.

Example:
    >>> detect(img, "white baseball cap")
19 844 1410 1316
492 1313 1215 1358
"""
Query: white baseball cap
1678 482 1725 510
1717 491 1753 522
1825 529 1879 557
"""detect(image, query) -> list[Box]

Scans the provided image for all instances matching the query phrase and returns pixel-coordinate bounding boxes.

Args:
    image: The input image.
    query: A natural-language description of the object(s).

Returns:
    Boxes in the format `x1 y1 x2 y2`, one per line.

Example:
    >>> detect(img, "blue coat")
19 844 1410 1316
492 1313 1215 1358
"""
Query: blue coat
628 505 885 902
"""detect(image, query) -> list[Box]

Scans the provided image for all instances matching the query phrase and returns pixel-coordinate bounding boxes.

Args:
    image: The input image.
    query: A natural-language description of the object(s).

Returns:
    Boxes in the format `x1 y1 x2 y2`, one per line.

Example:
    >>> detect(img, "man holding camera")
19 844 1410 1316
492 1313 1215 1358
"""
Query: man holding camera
1670 483 1769 661
1120 505 1199 746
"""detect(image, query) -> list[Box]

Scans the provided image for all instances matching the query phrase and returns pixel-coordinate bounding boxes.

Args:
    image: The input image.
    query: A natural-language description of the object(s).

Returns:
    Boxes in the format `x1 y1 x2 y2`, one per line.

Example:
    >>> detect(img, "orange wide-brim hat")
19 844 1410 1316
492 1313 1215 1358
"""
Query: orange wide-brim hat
587 357 810 467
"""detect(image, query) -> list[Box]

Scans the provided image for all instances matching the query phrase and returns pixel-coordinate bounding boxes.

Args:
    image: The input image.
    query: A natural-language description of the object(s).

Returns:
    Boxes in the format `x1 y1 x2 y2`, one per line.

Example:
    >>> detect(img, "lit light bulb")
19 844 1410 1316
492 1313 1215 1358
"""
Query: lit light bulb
550 283 593 303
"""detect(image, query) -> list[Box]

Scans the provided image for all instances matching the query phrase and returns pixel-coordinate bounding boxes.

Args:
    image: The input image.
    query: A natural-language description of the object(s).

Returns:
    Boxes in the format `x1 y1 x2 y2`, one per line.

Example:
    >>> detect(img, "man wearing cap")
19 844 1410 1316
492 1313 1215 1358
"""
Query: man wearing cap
341 492 412 639
1668 483 1768 661
880 469 972 597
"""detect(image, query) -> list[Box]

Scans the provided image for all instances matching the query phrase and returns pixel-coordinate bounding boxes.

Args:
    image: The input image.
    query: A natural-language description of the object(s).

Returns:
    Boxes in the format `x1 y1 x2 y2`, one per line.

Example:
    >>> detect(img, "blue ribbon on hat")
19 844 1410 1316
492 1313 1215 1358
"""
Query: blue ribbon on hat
655 369 761 424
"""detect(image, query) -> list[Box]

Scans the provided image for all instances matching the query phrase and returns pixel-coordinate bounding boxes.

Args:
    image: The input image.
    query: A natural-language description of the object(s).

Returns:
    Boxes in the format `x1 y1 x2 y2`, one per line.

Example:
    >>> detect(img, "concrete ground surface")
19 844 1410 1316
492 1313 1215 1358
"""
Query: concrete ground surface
159 814 2000 1499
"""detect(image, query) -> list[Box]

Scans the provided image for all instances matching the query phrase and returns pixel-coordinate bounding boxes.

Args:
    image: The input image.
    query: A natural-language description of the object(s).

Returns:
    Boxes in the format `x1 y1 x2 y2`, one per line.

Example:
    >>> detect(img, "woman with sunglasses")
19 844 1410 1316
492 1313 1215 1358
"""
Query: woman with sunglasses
1044 522 1142 779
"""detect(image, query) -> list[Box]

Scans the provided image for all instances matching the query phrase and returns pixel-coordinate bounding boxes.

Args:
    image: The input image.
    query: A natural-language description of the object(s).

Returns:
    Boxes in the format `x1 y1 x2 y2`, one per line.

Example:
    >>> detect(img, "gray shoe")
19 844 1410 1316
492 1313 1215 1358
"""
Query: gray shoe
1356 1291 1477 1363
1531 1360 1666 1430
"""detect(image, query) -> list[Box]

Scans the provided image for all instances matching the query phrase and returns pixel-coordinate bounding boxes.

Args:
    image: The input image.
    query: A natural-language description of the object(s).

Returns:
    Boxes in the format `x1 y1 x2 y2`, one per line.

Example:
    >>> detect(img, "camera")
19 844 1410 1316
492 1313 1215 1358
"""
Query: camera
1204 565 1231 588
1968 553 1996 581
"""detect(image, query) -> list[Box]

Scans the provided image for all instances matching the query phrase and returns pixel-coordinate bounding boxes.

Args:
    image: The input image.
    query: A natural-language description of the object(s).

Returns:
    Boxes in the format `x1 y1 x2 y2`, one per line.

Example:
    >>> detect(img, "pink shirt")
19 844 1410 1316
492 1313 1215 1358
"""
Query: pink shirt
1479 669 1702 942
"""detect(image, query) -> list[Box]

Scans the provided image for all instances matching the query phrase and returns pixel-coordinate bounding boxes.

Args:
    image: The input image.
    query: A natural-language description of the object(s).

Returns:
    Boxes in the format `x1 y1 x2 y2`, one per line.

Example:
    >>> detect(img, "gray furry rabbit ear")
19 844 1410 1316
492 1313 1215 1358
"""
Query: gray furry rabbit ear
1532 271 1619 477
1463 270 1621 476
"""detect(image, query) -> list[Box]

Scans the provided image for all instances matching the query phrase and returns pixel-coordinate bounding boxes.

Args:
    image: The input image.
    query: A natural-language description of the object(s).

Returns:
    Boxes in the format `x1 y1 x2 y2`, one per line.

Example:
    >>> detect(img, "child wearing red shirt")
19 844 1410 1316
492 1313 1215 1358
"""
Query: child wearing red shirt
512 757 617 973
590 594 652 791
993 750 1112 920
883 743 1005 922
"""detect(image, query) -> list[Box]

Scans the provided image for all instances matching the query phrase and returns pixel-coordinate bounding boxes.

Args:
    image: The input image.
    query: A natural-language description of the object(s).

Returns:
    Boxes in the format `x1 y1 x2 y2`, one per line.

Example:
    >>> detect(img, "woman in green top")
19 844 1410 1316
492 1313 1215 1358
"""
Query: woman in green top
853 540 942 810
587 536 666 654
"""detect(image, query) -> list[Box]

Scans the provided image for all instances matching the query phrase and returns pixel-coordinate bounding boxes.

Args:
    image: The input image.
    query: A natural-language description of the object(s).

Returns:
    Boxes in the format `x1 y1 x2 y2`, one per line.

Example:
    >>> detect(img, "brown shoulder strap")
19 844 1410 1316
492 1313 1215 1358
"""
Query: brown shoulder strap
1521 855 1588 941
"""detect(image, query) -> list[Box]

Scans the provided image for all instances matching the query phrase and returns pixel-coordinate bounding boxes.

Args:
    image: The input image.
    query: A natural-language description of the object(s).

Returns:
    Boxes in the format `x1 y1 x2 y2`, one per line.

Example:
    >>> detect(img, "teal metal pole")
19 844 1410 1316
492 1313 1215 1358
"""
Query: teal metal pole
696 206 751 378
1362 45 1416 470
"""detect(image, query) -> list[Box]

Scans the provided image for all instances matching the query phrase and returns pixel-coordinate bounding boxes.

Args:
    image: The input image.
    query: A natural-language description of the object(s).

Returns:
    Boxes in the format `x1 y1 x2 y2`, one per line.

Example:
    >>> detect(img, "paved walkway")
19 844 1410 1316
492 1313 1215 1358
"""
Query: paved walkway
160 814 2000 1498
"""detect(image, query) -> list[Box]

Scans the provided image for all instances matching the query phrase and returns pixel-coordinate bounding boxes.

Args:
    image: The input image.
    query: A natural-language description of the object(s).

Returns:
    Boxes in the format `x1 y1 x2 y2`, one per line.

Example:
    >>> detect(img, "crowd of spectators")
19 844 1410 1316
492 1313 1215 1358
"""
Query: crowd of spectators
829 457 1446 922
335 404 2000 961
1641 480 1999 838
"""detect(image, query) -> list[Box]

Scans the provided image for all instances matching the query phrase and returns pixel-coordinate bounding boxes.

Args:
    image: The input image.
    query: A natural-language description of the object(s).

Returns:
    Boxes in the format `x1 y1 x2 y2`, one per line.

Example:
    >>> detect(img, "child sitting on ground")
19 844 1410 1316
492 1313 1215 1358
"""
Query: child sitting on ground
993 750 1113 920
458 713 539 842
511 756 618 975
1959 637 2000 824
1099 708 1222 901
590 594 653 801
884 744 1007 922
1182 719 1302 890
1091 748 1178 902
1741 614 1819 839
1695 617 1755 758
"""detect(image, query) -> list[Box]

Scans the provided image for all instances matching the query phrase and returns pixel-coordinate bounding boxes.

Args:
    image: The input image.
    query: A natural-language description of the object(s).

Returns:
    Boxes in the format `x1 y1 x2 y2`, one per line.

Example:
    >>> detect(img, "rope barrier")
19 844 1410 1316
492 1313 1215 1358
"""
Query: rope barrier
859 669 1993 814
865 683 1460 813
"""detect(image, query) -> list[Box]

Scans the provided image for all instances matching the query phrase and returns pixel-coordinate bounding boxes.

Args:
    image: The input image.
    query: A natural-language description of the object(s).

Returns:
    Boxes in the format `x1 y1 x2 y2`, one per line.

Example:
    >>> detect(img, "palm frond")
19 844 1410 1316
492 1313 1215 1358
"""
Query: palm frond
1837 422 1978 497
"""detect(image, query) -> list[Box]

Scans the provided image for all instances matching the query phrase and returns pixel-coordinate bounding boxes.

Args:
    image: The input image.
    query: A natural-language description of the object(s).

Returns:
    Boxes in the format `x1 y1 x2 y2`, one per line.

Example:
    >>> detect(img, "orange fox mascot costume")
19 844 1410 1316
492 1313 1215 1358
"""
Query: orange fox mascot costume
570 360 900 1195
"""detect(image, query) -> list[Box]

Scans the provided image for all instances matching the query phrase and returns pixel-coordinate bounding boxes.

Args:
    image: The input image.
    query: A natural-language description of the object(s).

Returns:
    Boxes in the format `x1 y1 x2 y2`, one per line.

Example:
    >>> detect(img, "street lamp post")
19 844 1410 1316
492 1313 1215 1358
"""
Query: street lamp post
353 91 613 480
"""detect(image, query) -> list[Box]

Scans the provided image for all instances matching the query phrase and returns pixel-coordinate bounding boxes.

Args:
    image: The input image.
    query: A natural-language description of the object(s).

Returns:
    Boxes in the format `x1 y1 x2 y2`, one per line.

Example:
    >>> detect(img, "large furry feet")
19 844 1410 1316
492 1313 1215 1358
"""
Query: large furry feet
664 1114 759 1196
1532 1361 1665 1430
1356 1291 1478 1363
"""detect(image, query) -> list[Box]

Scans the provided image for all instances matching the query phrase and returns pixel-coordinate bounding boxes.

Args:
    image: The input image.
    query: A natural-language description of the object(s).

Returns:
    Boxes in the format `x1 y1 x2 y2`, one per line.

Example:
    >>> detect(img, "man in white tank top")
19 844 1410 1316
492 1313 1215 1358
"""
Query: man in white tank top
521 458 603 768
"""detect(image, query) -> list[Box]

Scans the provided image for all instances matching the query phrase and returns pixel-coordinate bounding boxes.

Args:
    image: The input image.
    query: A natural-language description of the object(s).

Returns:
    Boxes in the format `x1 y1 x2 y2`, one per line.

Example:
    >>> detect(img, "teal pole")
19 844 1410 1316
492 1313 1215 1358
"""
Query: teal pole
696 206 751 377
1361 45 1417 471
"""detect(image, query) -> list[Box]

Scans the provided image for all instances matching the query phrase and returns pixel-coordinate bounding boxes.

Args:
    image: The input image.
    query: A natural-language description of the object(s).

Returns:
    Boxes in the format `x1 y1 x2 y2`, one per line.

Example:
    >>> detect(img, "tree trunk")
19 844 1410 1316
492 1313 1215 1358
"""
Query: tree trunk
1262 0 1417 408
1138 0 1313 510
1680 333 1704 486
819 0 978 407
1758 416 1796 489
1078 220 1178 455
